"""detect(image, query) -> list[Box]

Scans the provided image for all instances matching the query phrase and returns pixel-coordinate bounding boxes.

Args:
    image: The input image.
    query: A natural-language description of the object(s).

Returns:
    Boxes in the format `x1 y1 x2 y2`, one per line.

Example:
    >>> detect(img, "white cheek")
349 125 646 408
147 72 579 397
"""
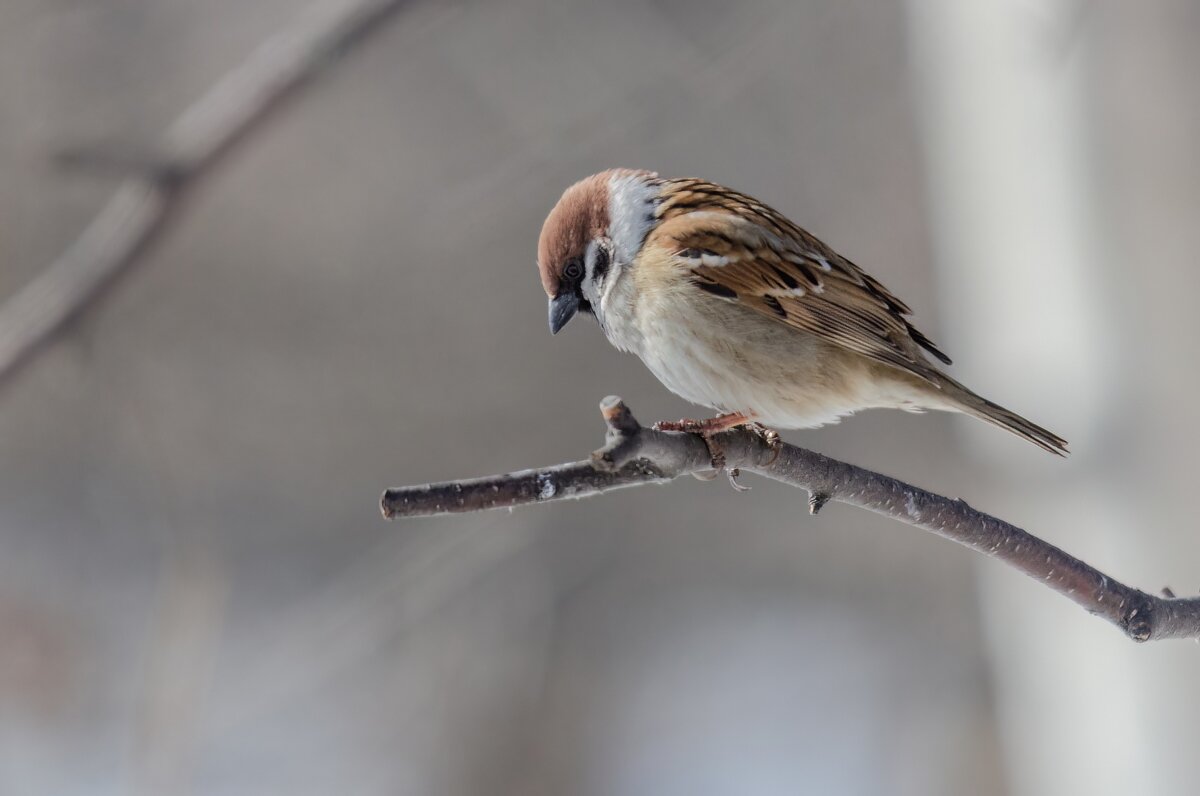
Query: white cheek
594 266 641 351
582 276 603 310
591 266 620 323
582 240 626 327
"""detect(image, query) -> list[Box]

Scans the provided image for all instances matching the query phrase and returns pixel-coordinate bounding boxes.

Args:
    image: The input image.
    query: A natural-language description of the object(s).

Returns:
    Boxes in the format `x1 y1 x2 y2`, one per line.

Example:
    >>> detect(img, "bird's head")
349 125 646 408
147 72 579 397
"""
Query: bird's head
537 169 659 333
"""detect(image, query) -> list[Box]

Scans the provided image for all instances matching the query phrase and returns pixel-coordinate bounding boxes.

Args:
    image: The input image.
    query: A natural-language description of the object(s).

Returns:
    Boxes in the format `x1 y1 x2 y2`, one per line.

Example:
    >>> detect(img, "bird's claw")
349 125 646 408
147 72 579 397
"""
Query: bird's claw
727 467 751 491
656 415 776 486
746 422 782 464
681 431 731 482
704 437 727 474
654 417 729 473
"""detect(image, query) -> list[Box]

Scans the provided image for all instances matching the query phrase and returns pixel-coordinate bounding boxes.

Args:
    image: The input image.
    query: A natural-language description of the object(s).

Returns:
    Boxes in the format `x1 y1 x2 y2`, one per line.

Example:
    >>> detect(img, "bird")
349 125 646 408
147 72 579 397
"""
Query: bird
536 168 1067 458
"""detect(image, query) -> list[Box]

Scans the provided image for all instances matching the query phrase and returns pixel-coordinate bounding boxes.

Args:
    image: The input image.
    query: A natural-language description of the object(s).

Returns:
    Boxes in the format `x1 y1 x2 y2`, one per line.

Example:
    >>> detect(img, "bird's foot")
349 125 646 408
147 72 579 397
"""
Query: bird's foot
652 412 750 436
681 434 728 480
653 412 750 479
745 422 783 464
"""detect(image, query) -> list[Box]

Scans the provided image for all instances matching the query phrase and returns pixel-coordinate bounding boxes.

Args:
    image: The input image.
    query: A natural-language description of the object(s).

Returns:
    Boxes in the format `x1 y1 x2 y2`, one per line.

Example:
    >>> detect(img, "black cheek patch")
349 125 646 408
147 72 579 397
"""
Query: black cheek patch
592 247 610 282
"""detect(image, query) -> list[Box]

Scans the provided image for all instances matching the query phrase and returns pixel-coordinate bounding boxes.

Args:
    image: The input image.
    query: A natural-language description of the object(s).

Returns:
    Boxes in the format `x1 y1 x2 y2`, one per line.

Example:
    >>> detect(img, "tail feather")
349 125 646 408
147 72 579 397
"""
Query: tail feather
934 375 1069 456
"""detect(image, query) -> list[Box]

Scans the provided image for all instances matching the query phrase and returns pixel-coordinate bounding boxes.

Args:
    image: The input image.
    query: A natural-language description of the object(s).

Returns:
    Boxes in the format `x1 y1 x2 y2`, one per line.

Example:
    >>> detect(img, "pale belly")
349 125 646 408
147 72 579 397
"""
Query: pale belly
605 292 932 429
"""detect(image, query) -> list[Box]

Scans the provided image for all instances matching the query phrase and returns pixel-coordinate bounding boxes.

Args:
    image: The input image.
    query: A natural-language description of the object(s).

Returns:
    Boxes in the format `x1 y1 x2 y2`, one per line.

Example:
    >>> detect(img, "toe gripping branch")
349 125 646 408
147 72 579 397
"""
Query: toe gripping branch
593 397 784 493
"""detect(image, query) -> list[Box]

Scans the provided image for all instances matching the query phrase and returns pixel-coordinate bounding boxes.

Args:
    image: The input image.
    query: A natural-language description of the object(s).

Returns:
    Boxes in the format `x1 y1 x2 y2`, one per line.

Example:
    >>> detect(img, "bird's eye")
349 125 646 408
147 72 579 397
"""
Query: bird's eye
563 259 584 281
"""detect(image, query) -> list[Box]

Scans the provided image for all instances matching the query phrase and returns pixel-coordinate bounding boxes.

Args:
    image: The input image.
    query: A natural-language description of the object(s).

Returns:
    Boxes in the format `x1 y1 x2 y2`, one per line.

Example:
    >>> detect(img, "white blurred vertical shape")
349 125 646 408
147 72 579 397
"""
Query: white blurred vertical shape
905 3 1152 796
905 0 1107 446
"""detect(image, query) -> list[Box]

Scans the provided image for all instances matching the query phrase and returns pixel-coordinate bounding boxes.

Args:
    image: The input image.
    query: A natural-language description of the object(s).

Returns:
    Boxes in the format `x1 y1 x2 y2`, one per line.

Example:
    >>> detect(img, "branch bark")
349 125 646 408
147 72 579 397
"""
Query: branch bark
0 0 411 385
382 396 1200 643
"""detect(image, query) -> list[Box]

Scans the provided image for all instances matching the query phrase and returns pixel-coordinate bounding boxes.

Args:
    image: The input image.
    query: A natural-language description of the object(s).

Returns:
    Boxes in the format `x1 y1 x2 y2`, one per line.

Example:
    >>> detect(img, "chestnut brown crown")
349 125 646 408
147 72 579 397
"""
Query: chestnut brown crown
536 172 612 299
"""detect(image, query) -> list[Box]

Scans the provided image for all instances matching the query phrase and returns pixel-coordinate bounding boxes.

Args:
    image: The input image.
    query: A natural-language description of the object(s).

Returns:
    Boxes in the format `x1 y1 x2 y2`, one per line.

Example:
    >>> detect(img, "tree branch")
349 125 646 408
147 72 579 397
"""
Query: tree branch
382 396 1200 643
0 0 411 386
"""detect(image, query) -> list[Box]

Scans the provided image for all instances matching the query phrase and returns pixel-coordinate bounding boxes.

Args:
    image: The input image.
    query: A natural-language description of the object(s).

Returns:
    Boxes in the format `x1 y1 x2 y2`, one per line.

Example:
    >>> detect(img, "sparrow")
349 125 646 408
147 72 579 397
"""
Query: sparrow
537 169 1067 457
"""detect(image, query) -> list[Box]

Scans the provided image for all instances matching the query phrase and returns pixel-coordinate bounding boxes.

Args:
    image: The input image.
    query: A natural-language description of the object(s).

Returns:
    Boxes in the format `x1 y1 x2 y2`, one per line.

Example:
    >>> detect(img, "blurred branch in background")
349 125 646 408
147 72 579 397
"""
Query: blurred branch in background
383 397 1200 643
0 0 410 385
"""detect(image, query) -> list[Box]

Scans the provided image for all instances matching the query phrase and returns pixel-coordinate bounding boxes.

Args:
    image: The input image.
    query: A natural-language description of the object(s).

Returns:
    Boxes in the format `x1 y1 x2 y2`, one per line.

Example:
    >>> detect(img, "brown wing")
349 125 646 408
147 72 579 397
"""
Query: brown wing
652 178 952 383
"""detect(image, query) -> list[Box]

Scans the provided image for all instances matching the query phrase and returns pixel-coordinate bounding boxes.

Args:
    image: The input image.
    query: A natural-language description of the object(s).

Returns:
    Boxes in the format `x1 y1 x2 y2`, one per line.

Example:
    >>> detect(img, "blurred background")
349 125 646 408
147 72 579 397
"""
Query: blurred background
1 1 1198 793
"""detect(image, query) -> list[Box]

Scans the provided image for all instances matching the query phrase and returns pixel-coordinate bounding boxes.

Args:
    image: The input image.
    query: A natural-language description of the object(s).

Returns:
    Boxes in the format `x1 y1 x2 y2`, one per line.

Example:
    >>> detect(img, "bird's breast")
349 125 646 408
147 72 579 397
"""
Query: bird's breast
617 285 919 429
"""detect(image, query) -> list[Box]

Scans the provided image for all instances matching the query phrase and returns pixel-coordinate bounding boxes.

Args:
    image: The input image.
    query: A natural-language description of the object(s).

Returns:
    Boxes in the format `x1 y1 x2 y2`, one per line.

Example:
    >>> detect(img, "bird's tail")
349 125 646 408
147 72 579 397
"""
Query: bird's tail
932 374 1069 456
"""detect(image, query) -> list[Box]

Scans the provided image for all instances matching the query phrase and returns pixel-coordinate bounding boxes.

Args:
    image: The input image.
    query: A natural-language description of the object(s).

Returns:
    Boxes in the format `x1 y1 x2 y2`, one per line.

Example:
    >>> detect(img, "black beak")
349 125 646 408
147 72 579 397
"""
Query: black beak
548 293 580 334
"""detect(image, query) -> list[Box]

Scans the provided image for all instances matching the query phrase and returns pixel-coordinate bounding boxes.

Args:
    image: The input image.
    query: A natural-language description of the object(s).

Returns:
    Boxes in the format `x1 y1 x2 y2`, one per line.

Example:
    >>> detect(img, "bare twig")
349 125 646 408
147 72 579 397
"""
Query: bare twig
382 396 1200 643
0 0 410 384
